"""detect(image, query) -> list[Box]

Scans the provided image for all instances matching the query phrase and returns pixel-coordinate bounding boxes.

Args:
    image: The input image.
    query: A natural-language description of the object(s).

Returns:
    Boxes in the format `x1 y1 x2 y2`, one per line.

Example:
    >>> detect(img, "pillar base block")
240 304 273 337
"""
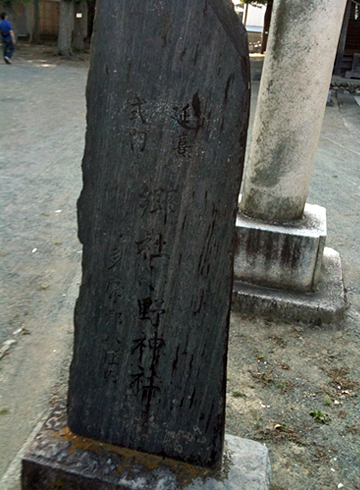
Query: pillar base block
22 402 271 490
232 247 348 324
234 203 327 293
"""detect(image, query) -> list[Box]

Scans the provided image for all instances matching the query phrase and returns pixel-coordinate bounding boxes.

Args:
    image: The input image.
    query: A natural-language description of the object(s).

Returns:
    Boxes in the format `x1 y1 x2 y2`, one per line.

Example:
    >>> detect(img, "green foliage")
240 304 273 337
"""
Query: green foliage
0 0 86 4
309 410 331 424
232 391 247 398
239 0 268 5
323 395 332 406
0 0 32 7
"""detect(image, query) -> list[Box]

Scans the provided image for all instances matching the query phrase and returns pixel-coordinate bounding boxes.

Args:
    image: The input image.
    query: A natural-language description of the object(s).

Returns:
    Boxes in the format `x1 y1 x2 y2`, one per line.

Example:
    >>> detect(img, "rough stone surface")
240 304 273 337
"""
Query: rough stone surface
67 0 250 470
239 0 347 223
234 203 327 293
232 247 348 323
22 403 270 490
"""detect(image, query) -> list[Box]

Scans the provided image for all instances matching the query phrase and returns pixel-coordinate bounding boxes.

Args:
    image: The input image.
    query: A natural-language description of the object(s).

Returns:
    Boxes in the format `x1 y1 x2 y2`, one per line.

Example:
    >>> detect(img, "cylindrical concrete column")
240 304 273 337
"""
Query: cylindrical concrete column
239 0 347 223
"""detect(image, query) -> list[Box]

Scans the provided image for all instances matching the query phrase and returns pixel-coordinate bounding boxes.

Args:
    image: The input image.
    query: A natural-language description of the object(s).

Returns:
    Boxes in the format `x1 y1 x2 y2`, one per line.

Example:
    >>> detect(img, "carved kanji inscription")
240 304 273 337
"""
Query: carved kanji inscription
68 0 249 469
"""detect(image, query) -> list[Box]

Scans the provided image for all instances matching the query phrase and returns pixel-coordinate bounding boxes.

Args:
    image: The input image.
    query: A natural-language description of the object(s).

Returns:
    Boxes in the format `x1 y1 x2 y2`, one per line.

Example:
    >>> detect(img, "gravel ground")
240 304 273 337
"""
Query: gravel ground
0 43 86 483
0 45 359 490
228 56 360 490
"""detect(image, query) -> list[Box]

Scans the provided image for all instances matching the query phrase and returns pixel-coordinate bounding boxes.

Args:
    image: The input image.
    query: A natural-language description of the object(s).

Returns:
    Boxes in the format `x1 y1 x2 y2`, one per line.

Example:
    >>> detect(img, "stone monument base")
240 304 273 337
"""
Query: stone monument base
232 247 347 324
22 402 270 490
234 203 327 293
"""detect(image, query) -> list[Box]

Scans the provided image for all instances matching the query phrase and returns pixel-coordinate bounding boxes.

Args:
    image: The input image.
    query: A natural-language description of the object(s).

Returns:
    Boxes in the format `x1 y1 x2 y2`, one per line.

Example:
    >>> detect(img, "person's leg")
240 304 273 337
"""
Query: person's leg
3 39 13 63
7 39 14 59
2 39 6 59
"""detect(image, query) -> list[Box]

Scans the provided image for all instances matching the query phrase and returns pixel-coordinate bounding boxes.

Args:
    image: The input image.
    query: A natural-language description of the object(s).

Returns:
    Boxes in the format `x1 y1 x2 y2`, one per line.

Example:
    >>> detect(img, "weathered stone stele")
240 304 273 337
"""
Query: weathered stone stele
67 0 249 470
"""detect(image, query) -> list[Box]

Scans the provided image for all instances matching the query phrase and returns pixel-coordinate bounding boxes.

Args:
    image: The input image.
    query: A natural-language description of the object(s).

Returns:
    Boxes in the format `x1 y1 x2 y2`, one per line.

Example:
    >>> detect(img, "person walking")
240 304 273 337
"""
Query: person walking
0 12 15 64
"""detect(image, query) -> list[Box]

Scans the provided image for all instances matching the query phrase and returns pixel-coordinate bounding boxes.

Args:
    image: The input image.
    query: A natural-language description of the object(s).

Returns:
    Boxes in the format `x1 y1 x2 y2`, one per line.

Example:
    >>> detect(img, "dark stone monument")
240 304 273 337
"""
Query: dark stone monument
22 1 270 489
68 0 249 470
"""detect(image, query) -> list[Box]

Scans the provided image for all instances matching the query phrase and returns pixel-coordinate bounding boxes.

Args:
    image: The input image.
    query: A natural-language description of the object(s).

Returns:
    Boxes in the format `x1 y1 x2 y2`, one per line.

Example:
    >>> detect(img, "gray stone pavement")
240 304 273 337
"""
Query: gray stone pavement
0 54 359 489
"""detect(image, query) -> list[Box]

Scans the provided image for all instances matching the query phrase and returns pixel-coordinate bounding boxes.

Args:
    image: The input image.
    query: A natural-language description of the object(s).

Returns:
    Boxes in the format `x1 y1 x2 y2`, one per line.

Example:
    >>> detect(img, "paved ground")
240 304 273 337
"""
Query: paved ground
0 47 359 490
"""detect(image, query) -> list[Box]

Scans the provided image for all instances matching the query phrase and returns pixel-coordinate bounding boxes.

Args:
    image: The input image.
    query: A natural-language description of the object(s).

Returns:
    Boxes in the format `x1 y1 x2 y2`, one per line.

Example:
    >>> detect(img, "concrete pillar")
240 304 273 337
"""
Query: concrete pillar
234 0 348 306
239 0 347 224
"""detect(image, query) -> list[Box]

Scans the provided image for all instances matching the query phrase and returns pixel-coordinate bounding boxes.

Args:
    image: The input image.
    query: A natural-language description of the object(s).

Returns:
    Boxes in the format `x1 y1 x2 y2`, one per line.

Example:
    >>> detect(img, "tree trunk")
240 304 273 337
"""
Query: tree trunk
73 1 88 51
82 1 88 40
334 0 351 76
33 0 40 44
5 5 19 43
261 0 273 54
87 0 96 41
55 0 74 57
243 4 249 26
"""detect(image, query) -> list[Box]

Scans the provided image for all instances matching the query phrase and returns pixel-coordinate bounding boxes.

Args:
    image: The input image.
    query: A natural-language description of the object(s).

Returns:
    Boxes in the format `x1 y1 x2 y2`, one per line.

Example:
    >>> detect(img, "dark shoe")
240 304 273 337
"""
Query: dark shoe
4 56 11 64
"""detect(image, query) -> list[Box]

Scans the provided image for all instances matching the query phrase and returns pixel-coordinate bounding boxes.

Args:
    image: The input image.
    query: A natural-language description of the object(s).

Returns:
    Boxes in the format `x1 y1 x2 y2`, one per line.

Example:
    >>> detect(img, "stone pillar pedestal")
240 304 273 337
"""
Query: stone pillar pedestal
234 0 348 321
234 204 326 294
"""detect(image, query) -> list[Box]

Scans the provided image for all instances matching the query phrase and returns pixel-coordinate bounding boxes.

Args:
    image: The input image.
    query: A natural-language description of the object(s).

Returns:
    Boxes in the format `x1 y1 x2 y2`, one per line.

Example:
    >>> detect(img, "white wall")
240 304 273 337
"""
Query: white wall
246 4 266 31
